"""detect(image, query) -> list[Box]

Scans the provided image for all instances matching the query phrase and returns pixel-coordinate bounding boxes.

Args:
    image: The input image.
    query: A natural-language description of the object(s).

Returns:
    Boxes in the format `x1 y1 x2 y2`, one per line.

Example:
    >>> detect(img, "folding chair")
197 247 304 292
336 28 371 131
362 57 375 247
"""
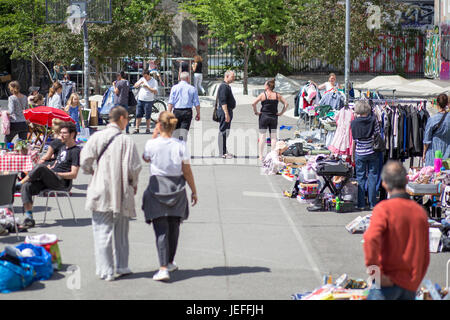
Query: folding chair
39 180 77 224
0 173 20 239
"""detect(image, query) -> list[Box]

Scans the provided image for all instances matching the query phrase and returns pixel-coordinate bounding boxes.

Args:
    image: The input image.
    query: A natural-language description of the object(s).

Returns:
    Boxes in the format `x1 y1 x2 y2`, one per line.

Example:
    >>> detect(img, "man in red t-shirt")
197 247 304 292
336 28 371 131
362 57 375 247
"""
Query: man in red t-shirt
364 160 430 300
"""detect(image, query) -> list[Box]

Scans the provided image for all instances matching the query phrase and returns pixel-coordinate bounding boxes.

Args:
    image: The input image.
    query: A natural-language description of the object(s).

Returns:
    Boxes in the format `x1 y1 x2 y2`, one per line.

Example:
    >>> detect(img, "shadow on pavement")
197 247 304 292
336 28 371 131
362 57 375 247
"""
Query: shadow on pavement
121 266 271 283
37 218 92 228
73 184 88 191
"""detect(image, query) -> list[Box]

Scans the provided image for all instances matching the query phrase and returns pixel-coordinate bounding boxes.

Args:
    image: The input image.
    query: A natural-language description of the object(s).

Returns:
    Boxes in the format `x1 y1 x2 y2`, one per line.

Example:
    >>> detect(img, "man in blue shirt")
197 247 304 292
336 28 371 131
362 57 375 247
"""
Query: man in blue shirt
168 71 200 141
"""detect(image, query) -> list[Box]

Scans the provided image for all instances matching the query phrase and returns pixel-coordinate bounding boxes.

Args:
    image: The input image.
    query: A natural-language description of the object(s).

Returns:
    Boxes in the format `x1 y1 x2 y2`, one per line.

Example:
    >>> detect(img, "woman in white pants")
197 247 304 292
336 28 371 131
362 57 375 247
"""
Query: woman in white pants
192 55 205 95
80 106 142 281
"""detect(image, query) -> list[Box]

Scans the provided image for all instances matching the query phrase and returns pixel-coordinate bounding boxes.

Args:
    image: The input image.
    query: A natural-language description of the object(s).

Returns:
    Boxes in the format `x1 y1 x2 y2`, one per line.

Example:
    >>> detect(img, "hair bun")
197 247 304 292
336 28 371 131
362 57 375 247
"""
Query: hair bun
169 118 178 125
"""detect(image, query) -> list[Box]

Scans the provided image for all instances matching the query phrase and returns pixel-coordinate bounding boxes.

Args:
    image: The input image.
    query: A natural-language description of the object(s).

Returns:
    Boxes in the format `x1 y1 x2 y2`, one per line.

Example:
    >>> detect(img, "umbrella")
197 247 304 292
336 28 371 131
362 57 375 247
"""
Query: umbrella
24 106 75 127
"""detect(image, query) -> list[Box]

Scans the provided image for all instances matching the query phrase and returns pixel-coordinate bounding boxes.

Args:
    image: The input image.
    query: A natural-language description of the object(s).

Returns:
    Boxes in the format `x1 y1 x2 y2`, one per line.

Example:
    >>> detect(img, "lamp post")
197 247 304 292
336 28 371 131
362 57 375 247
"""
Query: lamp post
345 0 351 105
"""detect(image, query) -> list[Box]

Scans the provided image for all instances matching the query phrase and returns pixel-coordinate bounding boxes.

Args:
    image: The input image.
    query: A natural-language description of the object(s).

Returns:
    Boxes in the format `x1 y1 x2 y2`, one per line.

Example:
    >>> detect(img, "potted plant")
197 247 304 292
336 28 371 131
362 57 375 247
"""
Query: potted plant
15 140 29 155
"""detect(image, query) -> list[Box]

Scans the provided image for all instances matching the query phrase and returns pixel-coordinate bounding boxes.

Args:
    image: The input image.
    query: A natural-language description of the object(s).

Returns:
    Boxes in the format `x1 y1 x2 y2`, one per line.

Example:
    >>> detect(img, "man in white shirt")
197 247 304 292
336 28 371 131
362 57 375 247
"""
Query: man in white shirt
133 70 158 134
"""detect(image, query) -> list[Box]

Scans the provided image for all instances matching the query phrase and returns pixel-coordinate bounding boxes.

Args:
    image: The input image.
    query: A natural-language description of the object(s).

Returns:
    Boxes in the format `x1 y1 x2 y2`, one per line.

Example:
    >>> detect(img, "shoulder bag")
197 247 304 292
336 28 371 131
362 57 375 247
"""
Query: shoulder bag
97 132 122 163
431 112 448 136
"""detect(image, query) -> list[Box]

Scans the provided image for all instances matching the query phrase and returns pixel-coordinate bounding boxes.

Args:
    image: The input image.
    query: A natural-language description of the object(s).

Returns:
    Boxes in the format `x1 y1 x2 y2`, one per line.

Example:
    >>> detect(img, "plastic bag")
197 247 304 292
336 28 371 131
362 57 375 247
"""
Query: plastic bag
25 234 62 270
0 260 34 293
15 243 53 281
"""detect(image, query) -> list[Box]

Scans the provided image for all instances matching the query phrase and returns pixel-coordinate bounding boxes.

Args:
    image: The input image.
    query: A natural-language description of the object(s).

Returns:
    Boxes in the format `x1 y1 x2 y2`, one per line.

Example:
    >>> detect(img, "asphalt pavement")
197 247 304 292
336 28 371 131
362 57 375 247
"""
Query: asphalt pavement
0 80 449 300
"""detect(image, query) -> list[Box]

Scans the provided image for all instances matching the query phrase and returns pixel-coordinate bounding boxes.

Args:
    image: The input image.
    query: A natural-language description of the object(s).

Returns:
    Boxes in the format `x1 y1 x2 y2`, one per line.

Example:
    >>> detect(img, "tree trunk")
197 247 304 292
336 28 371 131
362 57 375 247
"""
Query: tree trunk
31 53 36 87
94 58 100 94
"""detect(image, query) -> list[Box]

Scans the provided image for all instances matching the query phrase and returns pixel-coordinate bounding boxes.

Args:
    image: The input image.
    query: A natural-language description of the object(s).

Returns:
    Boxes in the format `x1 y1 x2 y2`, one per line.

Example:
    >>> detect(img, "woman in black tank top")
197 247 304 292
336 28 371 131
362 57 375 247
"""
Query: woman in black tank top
252 79 289 161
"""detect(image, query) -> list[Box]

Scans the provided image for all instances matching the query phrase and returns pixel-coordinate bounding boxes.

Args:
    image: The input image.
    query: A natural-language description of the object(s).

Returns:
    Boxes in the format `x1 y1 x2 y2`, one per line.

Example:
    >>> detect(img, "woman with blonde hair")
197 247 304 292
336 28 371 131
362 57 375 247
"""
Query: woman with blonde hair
5 81 28 143
38 118 64 165
192 55 205 95
47 81 63 109
65 93 84 132
142 111 198 281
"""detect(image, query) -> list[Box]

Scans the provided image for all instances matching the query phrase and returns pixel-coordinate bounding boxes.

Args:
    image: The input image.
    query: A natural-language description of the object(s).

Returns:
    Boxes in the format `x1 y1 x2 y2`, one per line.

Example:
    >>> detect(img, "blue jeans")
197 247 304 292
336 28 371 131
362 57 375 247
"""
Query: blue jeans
367 286 416 300
355 152 380 208
136 100 154 120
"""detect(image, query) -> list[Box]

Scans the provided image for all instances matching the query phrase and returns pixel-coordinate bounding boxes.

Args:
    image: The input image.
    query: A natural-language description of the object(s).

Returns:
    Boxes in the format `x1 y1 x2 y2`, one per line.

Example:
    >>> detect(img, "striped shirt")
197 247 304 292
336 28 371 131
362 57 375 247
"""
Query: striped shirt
355 121 380 156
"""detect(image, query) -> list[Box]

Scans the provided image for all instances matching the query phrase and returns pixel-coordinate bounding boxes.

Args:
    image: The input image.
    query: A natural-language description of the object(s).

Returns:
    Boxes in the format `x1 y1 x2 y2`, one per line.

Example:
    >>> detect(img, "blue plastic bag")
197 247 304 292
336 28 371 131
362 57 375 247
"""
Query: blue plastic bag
0 260 34 293
15 244 53 281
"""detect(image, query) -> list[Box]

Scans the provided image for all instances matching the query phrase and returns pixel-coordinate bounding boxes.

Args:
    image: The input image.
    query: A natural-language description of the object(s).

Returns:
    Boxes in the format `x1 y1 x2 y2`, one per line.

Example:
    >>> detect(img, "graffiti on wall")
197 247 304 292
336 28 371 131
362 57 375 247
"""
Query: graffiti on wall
440 24 450 80
399 2 434 30
424 27 440 78
351 33 424 74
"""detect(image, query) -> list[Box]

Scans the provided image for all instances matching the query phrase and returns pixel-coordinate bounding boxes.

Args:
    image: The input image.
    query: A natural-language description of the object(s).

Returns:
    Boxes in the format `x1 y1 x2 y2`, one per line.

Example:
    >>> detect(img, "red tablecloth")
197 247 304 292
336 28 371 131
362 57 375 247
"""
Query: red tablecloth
0 150 39 172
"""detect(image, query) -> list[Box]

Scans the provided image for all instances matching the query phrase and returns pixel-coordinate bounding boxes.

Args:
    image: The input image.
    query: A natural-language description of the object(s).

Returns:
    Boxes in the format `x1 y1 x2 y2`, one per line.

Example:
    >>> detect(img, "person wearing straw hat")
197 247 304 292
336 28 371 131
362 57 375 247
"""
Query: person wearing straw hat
261 140 289 175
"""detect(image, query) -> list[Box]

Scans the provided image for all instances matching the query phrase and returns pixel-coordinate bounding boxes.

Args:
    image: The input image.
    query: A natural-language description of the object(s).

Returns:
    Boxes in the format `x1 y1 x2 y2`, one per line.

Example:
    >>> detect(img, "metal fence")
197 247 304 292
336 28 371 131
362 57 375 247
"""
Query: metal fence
284 33 425 77
206 32 425 78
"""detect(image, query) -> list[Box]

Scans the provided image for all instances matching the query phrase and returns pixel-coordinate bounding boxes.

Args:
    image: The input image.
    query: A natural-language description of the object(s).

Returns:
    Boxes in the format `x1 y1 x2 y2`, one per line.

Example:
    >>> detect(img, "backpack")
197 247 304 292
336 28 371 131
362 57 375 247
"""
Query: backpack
128 86 137 107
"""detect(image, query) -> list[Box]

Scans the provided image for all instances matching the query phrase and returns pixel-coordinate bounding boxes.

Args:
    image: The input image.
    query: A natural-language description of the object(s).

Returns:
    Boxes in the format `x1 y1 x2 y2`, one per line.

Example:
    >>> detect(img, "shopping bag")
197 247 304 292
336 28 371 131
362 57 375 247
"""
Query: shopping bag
25 234 62 270
80 127 90 140
15 243 53 281
0 260 34 293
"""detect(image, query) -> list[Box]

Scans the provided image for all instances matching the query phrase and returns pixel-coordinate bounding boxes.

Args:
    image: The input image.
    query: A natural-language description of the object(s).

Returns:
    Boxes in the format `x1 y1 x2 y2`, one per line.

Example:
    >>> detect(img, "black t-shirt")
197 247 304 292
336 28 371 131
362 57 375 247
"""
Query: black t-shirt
194 62 202 73
180 61 189 72
49 138 64 160
52 145 81 173
217 82 236 110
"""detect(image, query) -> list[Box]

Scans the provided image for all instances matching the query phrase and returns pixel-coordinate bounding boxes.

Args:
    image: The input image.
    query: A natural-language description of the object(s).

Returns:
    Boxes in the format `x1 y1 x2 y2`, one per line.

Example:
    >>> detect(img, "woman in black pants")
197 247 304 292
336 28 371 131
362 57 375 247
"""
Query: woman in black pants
5 81 28 143
252 79 288 161
142 111 198 281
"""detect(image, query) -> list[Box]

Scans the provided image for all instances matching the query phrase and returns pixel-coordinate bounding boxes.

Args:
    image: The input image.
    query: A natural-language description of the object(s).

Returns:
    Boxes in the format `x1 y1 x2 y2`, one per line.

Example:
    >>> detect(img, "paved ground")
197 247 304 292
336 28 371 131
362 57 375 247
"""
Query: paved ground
0 78 449 300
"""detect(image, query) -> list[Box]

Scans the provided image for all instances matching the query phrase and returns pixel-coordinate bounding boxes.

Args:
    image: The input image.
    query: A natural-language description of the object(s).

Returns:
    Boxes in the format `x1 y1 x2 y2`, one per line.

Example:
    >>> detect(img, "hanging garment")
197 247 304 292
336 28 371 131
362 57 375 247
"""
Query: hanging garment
328 108 354 156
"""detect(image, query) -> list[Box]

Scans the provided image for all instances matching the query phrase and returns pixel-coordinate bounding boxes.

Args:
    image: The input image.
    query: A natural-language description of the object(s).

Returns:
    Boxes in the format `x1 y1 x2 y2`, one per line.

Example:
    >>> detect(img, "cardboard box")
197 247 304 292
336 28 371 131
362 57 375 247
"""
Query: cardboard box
89 116 98 126
89 100 98 117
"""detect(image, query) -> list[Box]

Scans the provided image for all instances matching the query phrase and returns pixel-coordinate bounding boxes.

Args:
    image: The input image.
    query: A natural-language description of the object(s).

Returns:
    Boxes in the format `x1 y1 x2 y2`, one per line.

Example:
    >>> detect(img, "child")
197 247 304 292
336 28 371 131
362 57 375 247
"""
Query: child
65 93 84 132
261 140 290 175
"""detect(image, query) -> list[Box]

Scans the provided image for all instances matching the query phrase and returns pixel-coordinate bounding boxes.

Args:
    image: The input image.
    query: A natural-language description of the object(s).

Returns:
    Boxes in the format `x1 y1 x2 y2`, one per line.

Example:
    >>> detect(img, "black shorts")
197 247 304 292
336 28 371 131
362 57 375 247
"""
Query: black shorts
259 113 278 132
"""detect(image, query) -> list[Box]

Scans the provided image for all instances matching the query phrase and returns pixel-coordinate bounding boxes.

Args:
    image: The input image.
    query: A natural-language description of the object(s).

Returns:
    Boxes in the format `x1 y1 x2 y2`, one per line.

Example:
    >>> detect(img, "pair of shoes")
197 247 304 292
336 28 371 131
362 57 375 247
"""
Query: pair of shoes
153 269 170 281
133 129 139 134
222 153 234 159
167 262 178 272
23 217 35 228
0 226 9 236
145 128 151 134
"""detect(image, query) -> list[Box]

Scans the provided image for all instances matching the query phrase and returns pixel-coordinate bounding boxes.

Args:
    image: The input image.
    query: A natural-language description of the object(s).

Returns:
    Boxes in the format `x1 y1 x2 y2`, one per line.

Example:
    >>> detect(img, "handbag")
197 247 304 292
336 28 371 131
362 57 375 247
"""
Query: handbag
373 132 386 153
212 95 220 122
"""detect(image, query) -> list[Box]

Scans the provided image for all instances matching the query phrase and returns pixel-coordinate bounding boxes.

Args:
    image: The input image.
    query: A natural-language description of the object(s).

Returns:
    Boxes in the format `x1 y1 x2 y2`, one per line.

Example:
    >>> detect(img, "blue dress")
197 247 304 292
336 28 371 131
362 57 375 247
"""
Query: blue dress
69 105 81 132
423 112 450 166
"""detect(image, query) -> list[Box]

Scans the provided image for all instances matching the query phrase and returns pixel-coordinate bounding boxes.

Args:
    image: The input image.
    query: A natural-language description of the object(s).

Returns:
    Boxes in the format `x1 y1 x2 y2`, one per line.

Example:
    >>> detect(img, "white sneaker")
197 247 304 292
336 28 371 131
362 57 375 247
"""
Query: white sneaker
102 274 115 281
167 262 178 272
153 269 170 281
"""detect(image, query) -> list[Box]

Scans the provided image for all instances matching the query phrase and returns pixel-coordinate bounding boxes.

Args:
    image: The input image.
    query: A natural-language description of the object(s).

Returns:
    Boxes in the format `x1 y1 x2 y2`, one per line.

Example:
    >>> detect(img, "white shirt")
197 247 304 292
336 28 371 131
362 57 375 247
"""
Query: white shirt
136 77 158 101
324 82 339 92
143 137 190 176
48 94 62 109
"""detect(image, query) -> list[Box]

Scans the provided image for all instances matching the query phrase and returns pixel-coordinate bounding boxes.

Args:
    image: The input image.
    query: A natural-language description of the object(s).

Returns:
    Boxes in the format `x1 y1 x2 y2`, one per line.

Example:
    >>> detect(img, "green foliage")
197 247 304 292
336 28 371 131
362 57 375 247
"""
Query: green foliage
0 0 46 60
282 0 404 70
181 0 290 93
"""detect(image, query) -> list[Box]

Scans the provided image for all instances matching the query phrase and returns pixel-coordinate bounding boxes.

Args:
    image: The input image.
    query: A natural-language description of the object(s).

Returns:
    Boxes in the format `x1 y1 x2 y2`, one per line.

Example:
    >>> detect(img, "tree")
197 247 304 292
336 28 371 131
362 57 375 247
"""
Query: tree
181 0 289 95
0 0 46 86
35 0 174 93
281 0 404 71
